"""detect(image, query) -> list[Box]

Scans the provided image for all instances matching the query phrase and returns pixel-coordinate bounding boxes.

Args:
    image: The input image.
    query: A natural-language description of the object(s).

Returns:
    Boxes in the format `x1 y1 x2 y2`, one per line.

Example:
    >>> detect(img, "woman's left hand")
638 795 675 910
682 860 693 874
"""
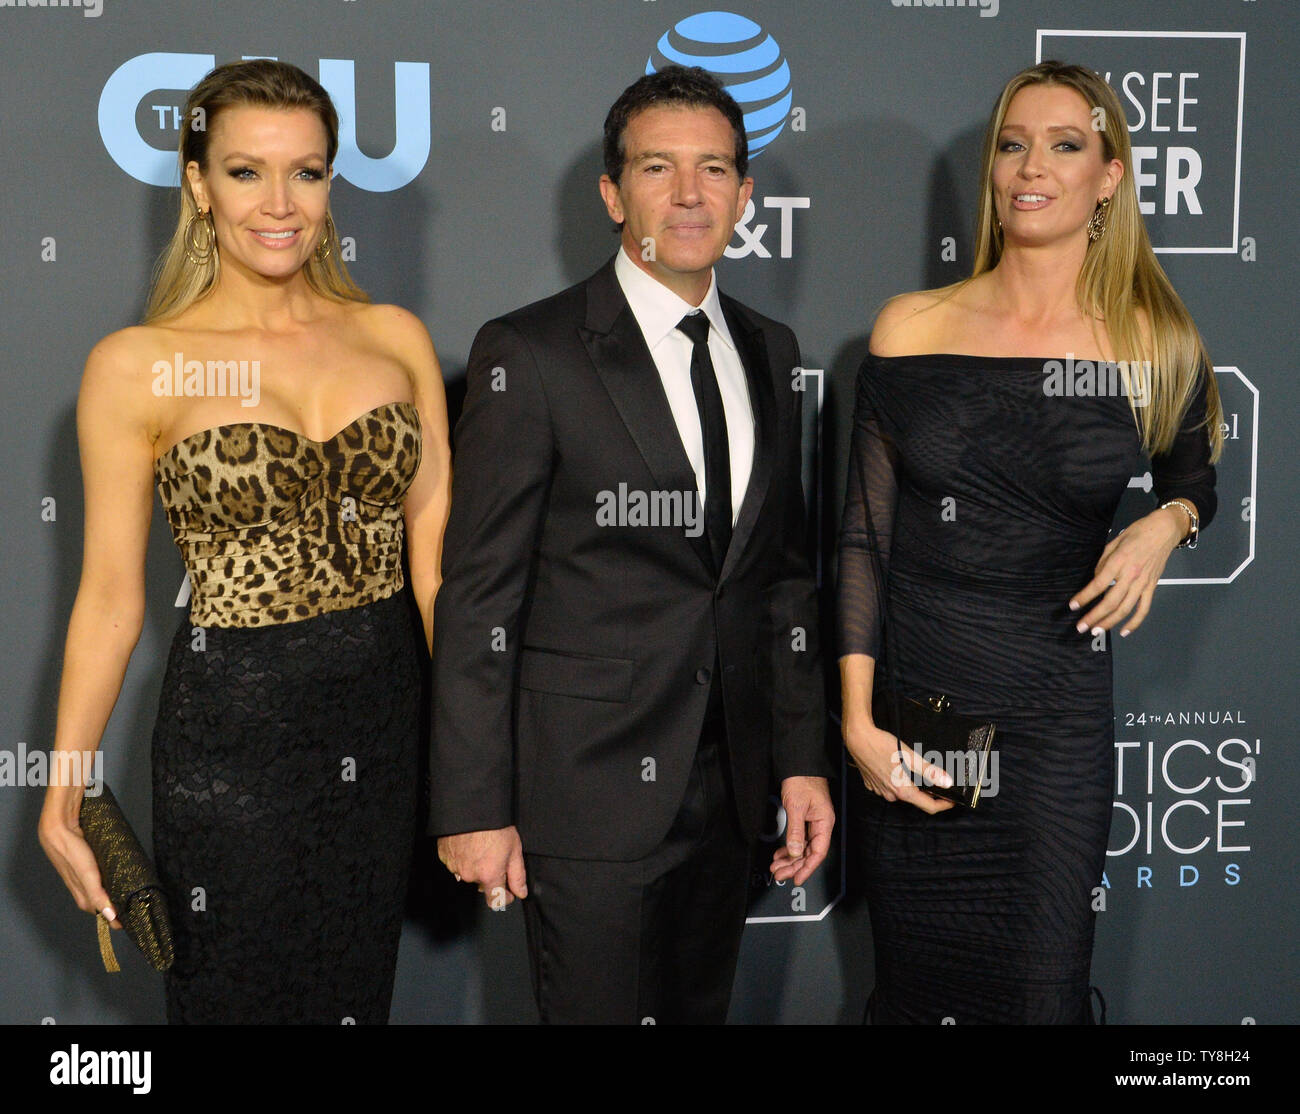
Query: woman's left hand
1069 505 1188 637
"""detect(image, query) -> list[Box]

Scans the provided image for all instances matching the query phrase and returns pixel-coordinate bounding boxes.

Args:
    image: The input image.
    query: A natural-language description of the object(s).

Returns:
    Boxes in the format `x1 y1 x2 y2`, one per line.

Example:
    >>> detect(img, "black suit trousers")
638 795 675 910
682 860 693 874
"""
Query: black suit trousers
521 710 752 1025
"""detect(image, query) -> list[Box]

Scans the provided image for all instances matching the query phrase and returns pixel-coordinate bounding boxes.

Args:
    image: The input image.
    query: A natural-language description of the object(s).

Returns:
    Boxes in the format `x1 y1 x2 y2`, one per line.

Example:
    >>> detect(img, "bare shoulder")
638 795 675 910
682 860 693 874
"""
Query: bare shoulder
80 325 171 401
77 326 173 440
352 302 446 410
868 289 952 356
84 324 158 375
354 302 438 360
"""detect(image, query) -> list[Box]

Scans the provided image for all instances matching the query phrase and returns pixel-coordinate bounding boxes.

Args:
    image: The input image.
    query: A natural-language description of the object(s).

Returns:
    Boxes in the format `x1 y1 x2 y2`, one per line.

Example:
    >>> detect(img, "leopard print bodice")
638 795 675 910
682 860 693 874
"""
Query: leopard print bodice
153 401 421 628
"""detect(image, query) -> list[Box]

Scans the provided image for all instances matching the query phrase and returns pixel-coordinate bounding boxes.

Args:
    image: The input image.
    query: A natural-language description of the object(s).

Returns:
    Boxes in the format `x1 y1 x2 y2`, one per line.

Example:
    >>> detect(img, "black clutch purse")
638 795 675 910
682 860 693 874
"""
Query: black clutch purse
857 445 997 809
871 687 996 808
78 783 174 972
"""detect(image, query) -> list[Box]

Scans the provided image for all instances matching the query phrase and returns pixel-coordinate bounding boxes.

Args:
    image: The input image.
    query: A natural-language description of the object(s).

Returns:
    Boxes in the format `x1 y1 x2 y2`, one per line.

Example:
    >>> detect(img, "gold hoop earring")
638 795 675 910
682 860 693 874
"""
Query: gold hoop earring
1087 196 1111 243
184 208 216 265
317 212 336 261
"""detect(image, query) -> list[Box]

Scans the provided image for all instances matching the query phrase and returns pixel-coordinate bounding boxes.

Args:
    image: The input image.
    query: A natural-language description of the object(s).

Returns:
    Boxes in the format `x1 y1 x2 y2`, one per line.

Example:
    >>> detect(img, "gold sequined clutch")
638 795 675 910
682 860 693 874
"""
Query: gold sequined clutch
79 784 174 973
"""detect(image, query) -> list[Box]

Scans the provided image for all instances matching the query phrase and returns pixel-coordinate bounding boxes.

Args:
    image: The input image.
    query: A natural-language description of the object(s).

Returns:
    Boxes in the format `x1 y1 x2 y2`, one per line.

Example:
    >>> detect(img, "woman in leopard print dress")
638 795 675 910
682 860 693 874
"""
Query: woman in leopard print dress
39 60 450 1023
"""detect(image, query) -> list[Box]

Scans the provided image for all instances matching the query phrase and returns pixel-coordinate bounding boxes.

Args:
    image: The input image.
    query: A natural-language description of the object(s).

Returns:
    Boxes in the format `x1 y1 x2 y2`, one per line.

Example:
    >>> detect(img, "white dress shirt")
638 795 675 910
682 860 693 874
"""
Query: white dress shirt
613 246 754 525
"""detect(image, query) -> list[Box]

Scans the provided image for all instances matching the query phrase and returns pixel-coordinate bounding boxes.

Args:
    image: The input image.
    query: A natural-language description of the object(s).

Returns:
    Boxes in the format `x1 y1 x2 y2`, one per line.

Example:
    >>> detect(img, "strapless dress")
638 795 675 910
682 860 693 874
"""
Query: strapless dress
149 401 424 1024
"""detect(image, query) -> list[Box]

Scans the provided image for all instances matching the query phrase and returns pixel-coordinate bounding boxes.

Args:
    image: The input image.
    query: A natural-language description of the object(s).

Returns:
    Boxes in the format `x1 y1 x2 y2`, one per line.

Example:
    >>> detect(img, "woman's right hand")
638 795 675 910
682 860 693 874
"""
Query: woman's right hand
843 718 955 814
39 802 121 929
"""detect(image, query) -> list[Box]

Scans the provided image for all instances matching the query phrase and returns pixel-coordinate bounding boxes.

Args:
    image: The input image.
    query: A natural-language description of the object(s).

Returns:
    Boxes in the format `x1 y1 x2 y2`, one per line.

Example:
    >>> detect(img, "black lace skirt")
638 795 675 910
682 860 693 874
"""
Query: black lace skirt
150 590 422 1024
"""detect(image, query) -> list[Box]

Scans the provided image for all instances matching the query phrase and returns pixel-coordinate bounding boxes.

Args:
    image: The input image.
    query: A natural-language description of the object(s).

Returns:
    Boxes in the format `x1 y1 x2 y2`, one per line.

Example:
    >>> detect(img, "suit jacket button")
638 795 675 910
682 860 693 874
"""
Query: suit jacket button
695 668 711 685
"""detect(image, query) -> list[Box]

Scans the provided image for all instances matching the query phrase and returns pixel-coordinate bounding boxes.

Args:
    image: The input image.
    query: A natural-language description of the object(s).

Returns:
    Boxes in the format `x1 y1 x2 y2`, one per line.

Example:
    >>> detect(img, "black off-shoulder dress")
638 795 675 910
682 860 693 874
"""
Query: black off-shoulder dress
837 353 1216 1024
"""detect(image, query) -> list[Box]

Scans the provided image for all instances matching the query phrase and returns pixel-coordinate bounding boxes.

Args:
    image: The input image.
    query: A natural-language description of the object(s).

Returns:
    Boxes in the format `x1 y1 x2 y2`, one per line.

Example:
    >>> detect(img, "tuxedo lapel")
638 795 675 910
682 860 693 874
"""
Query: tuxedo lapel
579 260 715 577
719 297 776 582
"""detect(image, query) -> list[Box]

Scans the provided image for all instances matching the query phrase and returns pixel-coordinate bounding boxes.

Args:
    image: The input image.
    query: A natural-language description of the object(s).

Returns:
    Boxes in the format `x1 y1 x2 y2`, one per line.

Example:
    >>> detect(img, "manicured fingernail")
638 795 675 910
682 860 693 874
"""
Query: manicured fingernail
1091 626 1103 636
1068 600 1080 611
1120 629 1130 637
1076 619 1088 633
103 906 116 921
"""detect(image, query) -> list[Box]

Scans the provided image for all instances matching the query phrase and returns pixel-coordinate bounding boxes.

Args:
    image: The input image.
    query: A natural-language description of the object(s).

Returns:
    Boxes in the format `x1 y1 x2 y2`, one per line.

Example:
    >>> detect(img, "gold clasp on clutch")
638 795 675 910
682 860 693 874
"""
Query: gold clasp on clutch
928 695 950 713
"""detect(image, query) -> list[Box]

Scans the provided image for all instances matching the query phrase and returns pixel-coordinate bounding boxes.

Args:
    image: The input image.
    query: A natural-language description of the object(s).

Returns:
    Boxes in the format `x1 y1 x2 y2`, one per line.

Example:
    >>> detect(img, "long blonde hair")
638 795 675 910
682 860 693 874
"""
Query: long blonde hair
143 59 368 323
965 60 1223 462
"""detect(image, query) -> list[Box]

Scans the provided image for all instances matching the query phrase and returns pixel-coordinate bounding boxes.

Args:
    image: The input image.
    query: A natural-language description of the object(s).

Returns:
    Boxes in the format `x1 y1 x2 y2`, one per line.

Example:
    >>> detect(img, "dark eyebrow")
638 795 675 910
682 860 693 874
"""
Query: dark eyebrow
221 151 327 164
629 150 736 166
998 124 1088 135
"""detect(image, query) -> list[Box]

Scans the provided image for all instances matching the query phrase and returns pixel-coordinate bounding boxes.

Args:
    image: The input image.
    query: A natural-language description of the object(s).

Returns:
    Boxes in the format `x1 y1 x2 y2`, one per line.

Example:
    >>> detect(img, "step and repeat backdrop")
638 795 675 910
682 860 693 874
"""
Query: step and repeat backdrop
2 1 1293 1024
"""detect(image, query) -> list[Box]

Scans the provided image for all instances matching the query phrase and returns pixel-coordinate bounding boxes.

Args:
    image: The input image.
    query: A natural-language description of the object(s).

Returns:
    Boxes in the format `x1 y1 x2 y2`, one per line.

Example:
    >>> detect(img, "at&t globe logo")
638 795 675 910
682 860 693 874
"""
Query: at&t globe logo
646 11 792 157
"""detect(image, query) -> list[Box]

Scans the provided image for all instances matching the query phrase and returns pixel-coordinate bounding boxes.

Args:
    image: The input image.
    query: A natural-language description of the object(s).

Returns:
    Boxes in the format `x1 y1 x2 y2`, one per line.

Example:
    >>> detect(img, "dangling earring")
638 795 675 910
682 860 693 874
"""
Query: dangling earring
185 207 215 265
1087 196 1111 243
317 212 336 261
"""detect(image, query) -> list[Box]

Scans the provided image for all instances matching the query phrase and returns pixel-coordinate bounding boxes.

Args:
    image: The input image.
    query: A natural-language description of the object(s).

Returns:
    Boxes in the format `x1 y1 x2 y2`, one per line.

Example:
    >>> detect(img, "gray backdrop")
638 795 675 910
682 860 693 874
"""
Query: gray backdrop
1 0 1294 1024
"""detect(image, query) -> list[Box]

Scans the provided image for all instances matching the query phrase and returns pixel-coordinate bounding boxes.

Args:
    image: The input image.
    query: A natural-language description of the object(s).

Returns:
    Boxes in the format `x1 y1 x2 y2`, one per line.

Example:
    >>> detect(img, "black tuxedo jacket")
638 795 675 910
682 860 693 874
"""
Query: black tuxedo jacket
429 257 828 860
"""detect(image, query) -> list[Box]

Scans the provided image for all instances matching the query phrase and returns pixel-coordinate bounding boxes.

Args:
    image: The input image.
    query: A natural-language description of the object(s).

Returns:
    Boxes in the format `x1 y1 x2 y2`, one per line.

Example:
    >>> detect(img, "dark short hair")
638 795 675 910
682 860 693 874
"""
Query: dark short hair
602 65 749 186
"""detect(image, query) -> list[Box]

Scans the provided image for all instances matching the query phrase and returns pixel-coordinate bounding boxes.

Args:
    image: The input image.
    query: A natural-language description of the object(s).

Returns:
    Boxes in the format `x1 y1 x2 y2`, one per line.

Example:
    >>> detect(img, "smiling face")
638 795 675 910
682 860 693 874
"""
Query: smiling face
598 104 753 304
185 105 331 284
992 83 1123 250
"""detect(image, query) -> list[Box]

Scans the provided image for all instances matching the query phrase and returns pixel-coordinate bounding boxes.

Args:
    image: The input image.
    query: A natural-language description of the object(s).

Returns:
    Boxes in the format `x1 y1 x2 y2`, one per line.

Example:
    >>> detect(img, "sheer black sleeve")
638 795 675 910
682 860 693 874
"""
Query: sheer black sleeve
835 354 900 660
1151 362 1218 530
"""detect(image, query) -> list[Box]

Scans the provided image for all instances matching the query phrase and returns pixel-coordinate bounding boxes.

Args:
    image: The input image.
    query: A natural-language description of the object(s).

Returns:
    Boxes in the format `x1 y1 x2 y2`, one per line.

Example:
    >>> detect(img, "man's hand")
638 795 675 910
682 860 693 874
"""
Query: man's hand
769 776 834 886
437 826 527 910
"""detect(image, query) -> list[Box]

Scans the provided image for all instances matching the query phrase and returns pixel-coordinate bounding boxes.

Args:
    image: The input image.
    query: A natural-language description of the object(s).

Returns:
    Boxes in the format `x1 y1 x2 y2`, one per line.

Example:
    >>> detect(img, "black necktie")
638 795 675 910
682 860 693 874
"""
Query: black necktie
676 311 732 574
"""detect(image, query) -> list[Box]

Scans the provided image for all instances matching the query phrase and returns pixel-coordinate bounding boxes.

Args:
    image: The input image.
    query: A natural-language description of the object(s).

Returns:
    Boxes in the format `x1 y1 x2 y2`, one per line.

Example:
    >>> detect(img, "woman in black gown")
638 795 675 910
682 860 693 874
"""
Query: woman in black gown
39 60 451 1023
837 61 1221 1024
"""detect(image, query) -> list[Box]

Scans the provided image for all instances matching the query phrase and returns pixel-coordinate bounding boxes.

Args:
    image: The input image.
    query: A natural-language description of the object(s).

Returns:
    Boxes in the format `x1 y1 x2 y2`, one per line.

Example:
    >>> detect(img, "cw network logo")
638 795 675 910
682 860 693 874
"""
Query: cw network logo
98 53 429 192
647 12 808 261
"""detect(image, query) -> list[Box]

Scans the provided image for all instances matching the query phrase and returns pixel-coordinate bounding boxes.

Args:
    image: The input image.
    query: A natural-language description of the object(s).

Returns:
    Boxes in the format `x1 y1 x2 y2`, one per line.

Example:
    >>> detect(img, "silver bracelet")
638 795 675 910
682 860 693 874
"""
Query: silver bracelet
1160 499 1199 549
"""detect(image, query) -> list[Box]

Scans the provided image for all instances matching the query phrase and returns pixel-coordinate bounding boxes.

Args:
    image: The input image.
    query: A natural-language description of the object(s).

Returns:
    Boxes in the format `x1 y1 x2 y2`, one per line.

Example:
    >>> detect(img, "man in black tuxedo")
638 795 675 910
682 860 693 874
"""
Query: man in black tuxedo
430 66 832 1024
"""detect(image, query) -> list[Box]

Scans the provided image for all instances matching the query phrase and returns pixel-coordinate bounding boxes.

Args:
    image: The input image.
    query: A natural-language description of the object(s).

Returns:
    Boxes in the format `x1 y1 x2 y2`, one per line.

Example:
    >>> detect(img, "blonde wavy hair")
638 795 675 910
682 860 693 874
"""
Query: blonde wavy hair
143 59 368 323
962 60 1223 462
